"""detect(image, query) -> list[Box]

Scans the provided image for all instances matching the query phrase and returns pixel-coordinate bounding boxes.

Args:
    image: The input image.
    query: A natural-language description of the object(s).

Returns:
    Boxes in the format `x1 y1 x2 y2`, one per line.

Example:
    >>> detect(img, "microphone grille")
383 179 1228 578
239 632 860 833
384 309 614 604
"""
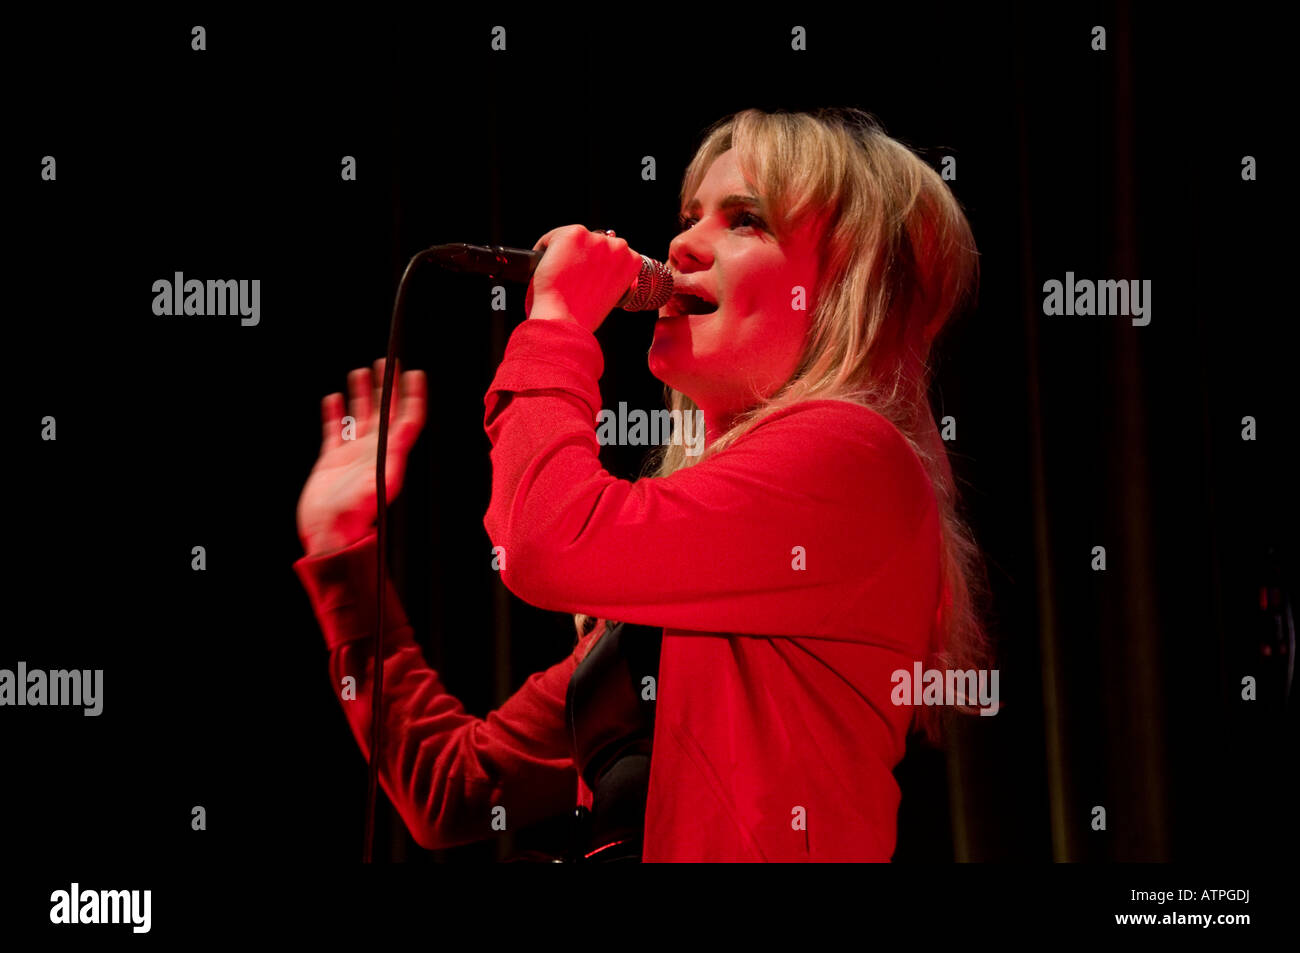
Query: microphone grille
619 256 674 311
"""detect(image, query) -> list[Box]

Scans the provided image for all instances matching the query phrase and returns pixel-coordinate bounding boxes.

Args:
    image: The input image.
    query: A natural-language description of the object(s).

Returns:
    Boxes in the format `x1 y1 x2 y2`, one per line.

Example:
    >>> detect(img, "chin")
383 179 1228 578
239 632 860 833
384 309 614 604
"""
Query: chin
646 346 676 388
647 344 693 391
649 364 709 411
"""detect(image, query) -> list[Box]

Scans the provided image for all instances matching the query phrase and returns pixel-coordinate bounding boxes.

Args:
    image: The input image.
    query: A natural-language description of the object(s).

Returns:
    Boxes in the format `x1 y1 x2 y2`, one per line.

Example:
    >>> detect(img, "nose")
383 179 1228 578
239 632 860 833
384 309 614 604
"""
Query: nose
668 222 711 274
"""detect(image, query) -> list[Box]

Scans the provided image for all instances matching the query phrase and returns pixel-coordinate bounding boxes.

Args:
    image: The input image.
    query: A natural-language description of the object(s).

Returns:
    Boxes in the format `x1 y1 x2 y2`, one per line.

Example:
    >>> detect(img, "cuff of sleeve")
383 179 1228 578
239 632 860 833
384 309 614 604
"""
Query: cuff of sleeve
484 317 604 423
292 533 413 652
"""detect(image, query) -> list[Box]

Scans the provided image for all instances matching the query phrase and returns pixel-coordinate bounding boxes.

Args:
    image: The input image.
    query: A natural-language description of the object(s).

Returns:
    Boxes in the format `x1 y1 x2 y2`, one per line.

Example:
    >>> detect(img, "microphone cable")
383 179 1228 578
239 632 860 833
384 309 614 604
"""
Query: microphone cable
361 237 669 861
363 248 421 864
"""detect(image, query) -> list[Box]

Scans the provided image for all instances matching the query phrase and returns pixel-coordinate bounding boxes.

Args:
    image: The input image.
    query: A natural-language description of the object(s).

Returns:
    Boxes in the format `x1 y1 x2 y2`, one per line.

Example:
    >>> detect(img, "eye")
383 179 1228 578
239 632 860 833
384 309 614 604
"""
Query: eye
675 210 766 233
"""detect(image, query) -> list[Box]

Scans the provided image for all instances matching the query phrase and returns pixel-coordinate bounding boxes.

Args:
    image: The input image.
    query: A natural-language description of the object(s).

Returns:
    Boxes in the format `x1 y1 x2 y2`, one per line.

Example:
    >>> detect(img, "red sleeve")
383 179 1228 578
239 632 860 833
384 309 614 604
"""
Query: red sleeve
292 532 589 851
482 317 936 636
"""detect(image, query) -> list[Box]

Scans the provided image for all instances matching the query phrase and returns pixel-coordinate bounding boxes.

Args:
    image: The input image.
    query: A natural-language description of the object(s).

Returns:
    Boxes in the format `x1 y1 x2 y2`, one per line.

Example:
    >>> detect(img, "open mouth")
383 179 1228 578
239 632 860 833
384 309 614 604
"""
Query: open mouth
664 292 719 316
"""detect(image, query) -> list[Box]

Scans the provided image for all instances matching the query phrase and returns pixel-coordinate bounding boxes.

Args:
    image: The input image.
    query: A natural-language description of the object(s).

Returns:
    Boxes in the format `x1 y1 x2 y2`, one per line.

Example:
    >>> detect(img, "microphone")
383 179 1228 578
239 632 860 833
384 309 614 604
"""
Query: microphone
421 242 674 311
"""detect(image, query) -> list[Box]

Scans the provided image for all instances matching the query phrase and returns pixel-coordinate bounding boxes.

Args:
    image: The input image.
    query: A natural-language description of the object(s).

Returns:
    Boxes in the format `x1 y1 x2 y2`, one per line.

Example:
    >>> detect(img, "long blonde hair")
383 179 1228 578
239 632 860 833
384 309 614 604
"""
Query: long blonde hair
575 107 992 747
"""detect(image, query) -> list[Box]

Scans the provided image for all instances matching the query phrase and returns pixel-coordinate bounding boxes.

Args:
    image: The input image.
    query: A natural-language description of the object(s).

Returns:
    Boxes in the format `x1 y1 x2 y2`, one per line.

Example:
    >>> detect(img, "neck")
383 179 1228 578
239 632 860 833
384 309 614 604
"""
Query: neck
696 402 740 449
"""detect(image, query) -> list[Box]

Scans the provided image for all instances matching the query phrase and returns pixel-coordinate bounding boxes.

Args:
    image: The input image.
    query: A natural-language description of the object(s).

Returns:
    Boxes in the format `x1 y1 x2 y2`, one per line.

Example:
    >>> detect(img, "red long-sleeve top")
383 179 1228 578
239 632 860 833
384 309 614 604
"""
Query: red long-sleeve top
294 316 943 862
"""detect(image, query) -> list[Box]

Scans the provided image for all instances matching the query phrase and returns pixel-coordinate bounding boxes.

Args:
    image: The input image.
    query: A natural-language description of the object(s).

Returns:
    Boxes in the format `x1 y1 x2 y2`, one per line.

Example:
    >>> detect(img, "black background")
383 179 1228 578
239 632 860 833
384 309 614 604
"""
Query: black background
9 1 1295 884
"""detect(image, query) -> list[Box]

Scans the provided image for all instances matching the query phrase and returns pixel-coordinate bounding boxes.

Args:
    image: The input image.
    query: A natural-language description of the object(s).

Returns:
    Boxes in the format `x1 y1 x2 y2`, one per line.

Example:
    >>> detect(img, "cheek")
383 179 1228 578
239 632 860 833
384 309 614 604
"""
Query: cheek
748 296 814 377
760 318 810 378
729 286 810 359
727 266 799 337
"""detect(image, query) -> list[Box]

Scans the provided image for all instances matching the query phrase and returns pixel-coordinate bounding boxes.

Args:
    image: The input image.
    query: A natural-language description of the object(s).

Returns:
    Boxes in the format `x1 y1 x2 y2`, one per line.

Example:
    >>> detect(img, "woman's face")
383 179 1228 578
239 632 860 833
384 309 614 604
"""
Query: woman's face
649 147 822 431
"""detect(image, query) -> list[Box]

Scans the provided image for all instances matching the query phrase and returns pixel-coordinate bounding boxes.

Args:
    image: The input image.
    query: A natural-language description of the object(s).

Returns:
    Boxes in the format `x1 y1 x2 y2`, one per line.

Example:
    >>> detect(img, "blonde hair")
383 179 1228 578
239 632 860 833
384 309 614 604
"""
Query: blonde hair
575 107 992 747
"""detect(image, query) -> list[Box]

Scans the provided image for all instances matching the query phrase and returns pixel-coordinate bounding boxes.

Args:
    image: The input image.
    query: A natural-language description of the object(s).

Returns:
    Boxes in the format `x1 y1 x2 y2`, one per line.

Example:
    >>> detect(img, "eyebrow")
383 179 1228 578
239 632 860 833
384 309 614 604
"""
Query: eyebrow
682 193 764 214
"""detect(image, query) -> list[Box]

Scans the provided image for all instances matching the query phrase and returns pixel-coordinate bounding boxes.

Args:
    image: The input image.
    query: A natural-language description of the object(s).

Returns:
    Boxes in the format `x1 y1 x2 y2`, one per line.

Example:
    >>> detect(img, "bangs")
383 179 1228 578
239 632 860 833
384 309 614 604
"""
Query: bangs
679 109 866 244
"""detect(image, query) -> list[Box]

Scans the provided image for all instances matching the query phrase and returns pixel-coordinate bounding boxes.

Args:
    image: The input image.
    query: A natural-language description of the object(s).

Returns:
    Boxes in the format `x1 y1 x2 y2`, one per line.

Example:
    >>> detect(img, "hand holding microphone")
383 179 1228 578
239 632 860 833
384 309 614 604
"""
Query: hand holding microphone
523 225 652 332
421 228 674 333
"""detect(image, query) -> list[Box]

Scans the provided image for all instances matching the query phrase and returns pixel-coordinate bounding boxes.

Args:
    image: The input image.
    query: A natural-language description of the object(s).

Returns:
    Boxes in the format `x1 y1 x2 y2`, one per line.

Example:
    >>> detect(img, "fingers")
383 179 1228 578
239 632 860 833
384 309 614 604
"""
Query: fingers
320 392 345 451
394 369 428 445
372 357 401 414
335 360 425 446
532 225 567 252
533 223 595 253
371 358 415 443
347 367 372 434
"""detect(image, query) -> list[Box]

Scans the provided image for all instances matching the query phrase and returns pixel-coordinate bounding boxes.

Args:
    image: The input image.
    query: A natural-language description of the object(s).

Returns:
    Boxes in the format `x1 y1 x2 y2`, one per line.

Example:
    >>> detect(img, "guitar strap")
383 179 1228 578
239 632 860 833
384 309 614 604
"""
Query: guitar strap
563 619 663 862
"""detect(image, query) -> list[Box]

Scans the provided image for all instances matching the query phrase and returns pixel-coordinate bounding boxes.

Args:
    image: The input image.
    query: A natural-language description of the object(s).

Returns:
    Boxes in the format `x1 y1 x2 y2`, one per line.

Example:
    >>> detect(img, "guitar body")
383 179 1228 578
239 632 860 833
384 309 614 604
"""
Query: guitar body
506 620 662 863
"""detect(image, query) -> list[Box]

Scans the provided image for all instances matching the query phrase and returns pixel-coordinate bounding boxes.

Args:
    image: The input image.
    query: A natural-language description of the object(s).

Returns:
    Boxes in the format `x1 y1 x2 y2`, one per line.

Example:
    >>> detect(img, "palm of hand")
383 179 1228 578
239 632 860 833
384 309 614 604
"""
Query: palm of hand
297 360 428 554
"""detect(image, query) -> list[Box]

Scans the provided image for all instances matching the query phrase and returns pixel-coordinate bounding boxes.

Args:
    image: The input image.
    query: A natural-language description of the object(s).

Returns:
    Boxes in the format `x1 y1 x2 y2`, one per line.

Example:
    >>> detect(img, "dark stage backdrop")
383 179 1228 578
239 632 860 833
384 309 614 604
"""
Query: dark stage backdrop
10 3 1294 873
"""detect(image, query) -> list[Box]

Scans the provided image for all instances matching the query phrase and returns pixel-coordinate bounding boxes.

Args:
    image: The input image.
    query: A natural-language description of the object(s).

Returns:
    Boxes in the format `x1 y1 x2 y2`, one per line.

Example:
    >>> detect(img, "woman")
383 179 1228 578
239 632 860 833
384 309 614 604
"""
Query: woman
294 106 990 862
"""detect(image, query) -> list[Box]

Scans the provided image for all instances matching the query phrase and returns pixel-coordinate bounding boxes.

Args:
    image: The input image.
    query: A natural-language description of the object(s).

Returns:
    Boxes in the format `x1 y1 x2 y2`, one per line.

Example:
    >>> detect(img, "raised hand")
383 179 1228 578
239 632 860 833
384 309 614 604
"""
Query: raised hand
296 358 428 556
